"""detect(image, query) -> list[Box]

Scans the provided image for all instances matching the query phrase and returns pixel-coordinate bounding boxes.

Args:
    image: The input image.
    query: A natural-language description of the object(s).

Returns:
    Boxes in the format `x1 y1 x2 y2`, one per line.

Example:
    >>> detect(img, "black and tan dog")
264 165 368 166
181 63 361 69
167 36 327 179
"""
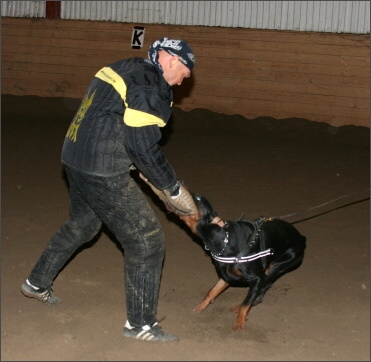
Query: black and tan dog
179 194 307 332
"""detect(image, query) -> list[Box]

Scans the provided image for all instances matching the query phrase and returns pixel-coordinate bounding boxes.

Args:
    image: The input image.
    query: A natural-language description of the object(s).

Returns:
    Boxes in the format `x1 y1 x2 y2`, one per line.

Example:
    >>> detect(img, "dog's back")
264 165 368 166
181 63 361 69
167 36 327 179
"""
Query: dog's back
259 218 306 266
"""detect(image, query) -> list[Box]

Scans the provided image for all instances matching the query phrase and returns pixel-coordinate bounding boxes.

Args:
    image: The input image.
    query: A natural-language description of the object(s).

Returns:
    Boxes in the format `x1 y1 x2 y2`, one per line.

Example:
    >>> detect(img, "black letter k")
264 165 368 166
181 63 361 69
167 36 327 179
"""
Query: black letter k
133 31 143 46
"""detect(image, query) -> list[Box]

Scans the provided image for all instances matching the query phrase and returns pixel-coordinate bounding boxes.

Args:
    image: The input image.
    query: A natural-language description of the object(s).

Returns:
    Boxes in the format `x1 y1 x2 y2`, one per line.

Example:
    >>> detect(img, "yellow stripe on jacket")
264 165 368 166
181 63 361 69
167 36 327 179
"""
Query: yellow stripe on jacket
95 67 166 128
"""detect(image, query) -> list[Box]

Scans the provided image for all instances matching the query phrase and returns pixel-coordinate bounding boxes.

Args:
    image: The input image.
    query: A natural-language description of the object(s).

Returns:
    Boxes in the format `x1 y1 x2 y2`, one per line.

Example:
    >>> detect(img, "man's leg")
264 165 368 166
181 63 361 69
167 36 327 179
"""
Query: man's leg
23 168 102 302
80 172 177 341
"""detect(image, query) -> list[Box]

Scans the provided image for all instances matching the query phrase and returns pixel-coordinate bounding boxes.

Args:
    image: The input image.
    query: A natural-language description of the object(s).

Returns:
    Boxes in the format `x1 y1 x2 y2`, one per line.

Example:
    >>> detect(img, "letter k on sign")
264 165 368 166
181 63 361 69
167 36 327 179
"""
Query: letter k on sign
131 26 145 49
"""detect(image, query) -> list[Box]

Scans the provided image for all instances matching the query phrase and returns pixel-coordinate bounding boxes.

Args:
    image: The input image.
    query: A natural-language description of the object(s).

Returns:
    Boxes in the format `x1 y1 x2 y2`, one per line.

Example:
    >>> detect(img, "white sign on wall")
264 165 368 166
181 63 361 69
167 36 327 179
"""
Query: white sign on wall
131 26 145 49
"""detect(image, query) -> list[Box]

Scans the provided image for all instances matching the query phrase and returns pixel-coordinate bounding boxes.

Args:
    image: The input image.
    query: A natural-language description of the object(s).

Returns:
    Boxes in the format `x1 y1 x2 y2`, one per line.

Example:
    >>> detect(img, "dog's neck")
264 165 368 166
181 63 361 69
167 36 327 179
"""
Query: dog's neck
212 217 226 227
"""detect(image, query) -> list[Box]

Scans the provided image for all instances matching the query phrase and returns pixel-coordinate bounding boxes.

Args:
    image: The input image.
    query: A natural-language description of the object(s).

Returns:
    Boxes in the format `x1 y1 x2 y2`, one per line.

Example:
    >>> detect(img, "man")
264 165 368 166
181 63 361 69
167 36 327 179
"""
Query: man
21 37 197 342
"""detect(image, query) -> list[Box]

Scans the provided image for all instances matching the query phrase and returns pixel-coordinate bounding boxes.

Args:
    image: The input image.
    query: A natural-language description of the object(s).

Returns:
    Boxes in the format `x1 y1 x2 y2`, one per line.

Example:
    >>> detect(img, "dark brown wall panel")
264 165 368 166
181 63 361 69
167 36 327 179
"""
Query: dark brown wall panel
1 18 369 127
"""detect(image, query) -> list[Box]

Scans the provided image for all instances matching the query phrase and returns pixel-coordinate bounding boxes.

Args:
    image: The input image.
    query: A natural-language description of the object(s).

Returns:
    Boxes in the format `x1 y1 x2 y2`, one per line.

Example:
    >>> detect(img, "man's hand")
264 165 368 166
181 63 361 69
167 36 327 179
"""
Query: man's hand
139 174 197 216
163 181 197 216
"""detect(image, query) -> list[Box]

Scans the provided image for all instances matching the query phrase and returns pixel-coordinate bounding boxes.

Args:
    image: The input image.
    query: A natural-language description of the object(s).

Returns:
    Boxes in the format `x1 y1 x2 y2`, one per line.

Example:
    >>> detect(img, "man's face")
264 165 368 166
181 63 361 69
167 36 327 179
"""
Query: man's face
162 56 191 86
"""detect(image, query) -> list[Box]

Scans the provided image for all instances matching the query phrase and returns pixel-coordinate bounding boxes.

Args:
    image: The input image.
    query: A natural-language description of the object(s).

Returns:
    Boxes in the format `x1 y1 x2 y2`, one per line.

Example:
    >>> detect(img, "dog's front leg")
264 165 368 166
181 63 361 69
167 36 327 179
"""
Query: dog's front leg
193 278 229 312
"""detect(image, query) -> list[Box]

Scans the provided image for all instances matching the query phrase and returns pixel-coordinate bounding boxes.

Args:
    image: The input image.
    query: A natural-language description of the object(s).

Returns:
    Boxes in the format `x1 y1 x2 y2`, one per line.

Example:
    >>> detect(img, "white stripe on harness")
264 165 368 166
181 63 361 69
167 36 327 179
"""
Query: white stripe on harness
211 248 274 264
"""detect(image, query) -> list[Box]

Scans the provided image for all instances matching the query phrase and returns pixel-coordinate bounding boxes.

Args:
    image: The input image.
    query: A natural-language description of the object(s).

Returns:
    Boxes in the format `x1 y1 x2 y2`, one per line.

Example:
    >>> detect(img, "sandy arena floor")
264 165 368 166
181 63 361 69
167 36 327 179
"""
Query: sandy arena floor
1 95 370 361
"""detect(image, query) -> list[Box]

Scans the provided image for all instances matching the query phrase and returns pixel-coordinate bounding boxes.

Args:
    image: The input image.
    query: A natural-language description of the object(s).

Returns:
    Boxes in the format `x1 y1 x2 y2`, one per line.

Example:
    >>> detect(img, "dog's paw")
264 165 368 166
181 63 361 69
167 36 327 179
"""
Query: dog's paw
232 322 245 332
232 309 248 332
193 301 209 312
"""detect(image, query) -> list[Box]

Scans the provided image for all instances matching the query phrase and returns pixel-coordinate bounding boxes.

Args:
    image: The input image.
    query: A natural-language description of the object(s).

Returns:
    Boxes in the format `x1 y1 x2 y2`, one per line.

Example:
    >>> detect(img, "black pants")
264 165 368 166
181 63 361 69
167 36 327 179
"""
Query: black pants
28 167 165 328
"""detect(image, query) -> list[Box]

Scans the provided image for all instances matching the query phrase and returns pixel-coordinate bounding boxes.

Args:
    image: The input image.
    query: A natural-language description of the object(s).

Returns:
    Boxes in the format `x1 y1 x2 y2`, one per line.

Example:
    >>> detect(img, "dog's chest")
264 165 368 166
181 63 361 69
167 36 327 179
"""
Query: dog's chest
212 219 273 262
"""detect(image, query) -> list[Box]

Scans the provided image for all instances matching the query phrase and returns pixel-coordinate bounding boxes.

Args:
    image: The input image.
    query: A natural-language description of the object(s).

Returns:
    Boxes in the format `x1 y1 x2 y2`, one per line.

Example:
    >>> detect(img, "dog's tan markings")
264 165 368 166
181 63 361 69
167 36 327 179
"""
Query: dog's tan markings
179 214 199 234
193 278 229 312
265 262 274 275
230 268 243 277
232 305 251 331
212 217 225 227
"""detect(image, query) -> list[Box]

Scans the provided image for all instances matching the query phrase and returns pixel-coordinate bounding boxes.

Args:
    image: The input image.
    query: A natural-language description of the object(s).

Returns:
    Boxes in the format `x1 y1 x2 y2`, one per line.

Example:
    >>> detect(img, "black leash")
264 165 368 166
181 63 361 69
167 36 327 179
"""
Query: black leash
275 188 370 225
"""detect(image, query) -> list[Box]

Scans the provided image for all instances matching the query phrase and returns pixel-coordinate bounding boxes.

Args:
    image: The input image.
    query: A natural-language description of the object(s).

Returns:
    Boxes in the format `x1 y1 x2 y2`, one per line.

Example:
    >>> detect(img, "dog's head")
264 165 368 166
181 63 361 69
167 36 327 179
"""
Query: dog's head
178 193 218 234
179 194 230 255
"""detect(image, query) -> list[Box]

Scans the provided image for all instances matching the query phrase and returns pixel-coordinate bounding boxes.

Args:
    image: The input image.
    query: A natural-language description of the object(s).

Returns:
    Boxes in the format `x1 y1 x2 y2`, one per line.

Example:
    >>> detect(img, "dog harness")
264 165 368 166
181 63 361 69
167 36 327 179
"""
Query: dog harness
207 216 274 264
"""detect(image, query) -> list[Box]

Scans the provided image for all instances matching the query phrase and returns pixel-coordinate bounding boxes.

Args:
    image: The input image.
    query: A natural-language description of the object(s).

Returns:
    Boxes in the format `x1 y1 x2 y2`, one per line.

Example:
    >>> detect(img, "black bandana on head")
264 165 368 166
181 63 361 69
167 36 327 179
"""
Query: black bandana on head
148 37 195 72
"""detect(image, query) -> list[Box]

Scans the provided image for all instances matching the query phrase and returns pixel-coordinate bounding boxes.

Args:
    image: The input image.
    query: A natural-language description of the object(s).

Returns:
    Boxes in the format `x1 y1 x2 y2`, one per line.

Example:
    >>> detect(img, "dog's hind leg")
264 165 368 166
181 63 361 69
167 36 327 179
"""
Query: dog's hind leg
255 249 305 305
230 277 266 330
193 278 229 312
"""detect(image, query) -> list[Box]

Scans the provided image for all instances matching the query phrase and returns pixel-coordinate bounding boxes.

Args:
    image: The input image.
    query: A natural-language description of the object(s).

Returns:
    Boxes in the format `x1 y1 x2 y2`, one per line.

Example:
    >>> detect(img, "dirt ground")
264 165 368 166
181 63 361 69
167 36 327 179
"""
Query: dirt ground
1 94 370 361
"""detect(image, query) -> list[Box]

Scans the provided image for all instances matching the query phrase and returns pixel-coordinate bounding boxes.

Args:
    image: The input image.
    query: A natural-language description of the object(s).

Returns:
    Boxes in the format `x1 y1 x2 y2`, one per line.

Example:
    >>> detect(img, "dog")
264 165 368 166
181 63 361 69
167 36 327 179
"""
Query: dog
178 193 306 332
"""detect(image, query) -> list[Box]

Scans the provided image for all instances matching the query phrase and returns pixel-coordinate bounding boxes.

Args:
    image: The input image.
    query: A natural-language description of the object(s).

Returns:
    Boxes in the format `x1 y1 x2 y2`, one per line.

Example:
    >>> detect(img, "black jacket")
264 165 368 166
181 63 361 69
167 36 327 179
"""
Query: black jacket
61 57 177 190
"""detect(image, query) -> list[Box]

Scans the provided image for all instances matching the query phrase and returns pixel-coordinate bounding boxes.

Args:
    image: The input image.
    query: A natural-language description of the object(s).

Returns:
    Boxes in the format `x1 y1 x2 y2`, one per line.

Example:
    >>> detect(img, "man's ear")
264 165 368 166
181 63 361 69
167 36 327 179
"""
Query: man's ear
169 55 180 69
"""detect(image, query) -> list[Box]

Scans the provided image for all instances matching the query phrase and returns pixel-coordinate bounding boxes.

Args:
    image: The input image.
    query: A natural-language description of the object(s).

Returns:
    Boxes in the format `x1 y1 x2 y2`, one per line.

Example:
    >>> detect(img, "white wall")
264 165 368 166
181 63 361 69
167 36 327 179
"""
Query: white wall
1 1 370 34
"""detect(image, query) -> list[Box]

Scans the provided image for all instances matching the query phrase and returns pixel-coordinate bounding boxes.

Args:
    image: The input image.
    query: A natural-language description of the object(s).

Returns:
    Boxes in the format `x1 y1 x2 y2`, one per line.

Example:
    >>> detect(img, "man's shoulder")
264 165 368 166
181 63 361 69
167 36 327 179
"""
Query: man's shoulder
108 57 156 74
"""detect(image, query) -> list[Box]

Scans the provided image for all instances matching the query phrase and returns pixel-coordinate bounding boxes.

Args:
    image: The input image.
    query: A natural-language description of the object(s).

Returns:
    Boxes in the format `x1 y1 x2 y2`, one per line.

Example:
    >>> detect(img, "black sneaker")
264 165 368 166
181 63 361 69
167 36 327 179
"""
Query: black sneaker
21 280 62 304
122 321 179 342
